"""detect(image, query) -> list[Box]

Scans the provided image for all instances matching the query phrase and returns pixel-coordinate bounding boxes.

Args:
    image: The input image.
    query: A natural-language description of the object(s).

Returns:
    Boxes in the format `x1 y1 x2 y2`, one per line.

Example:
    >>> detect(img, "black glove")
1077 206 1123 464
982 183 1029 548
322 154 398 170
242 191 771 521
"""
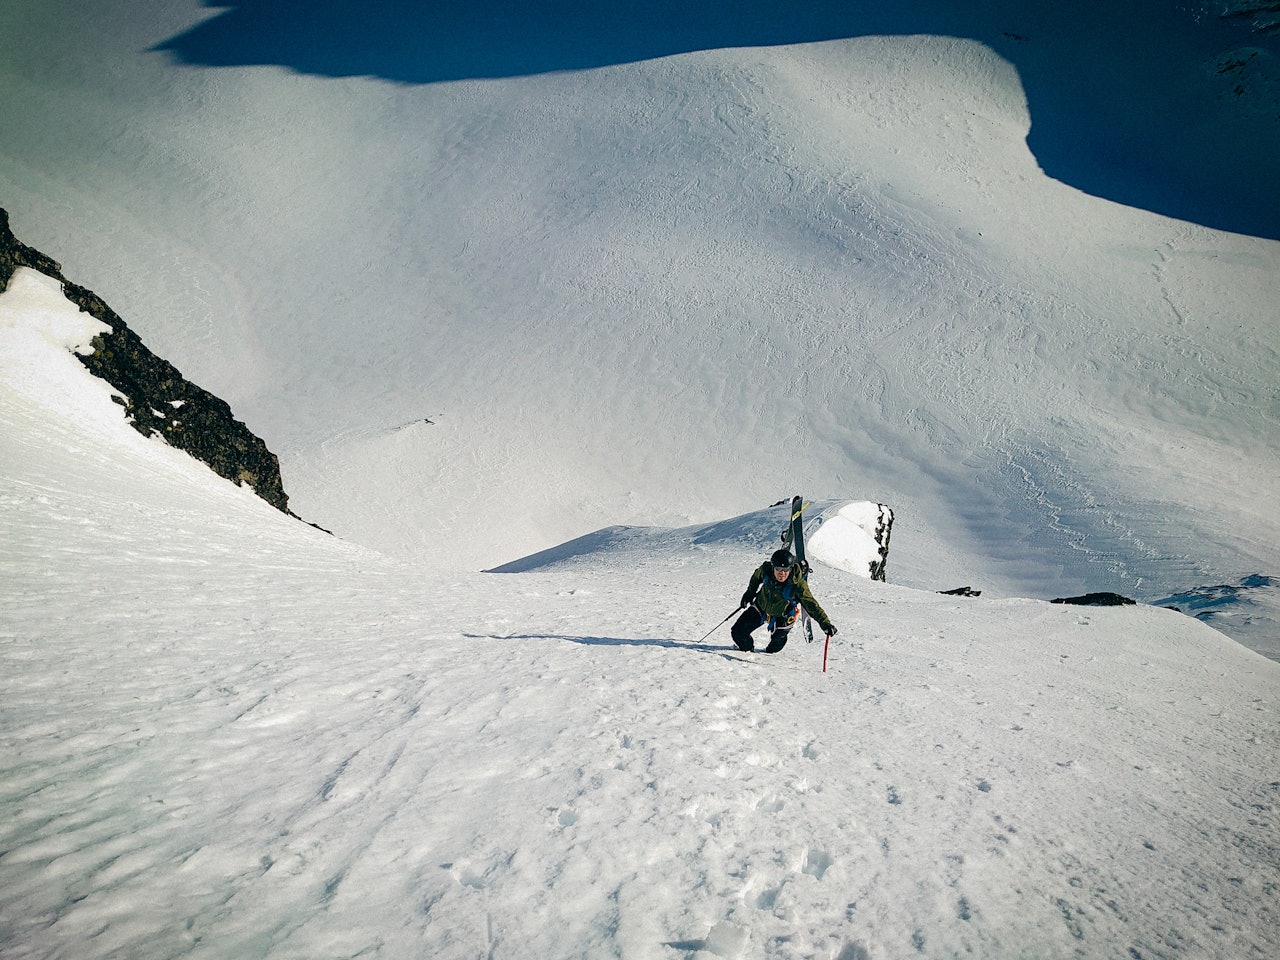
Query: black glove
740 592 755 609
824 624 838 637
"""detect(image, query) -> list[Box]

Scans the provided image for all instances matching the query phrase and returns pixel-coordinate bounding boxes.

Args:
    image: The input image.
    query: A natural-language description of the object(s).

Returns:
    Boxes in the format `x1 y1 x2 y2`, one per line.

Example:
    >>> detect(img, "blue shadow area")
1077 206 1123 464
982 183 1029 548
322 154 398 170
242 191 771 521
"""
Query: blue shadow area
483 502 792 572
155 0 929 81
155 0 1280 239
483 526 640 573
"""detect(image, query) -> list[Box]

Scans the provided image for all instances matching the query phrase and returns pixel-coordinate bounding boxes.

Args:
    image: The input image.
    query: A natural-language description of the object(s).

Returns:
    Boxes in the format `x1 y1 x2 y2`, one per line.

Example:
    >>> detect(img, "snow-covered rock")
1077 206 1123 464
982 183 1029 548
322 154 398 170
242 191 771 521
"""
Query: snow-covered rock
1 210 292 514
807 501 893 581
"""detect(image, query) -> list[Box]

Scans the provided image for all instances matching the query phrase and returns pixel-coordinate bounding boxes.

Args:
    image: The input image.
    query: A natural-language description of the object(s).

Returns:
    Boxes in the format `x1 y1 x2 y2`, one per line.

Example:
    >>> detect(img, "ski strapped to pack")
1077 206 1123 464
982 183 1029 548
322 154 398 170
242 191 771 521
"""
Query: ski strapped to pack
779 494 811 574
780 494 829 663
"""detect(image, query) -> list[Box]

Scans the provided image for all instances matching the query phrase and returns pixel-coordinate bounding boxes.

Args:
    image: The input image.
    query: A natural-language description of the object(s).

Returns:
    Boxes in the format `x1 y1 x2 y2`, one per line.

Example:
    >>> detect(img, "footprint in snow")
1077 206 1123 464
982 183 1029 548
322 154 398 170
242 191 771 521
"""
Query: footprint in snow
442 861 486 890
803 848 833 879
665 919 748 958
836 941 871 960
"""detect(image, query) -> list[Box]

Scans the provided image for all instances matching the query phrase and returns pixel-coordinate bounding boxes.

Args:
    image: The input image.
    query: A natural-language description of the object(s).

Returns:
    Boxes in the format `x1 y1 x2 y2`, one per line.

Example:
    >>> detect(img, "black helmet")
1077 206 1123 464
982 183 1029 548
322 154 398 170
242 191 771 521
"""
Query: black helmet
770 548 794 568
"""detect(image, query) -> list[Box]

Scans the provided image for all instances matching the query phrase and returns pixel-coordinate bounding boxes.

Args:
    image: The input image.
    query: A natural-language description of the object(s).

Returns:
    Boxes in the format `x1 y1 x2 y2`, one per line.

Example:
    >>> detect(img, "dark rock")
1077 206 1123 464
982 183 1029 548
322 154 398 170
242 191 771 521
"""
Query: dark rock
1 209 291 515
869 504 893 583
0 209 61 286
1051 592 1137 607
939 586 982 597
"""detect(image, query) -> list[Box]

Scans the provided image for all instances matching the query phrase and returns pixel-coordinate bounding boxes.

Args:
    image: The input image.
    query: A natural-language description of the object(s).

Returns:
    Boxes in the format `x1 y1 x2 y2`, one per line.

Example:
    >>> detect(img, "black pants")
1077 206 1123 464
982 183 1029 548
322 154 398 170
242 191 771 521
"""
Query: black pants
731 606 790 653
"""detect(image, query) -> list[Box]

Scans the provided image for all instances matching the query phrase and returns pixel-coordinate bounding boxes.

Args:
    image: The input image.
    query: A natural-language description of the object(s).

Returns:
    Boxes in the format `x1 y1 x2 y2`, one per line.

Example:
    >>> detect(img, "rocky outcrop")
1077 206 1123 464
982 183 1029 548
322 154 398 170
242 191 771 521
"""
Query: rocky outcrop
1221 1 1280 35
868 505 893 582
806 501 894 582
1051 592 1137 607
1 209 291 514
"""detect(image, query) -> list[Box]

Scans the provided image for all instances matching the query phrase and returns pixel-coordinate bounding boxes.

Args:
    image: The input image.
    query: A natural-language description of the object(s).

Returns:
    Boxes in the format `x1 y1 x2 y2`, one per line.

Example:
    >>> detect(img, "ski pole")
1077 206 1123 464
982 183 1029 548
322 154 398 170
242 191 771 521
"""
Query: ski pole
822 632 831 672
696 608 740 644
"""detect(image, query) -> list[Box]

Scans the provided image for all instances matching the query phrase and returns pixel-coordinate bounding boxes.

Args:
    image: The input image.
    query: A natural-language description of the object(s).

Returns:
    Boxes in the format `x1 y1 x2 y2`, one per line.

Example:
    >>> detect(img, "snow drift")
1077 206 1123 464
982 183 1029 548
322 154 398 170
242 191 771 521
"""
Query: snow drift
486 499 892 579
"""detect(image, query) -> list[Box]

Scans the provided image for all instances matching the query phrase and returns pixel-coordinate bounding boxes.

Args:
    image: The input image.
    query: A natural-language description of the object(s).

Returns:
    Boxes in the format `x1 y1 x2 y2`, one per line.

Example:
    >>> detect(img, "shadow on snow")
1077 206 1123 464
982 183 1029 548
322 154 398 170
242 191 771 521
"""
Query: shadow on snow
465 632 726 653
155 0 1280 240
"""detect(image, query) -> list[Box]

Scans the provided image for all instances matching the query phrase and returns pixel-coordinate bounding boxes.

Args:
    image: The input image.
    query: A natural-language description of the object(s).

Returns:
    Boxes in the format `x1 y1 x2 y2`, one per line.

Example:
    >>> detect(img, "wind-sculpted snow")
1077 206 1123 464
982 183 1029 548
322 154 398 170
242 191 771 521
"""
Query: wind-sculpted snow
484 510 786 573
486 500 892 574
2 305 1279 959
486 499 894 585
153 1 1280 238
2 4 1278 621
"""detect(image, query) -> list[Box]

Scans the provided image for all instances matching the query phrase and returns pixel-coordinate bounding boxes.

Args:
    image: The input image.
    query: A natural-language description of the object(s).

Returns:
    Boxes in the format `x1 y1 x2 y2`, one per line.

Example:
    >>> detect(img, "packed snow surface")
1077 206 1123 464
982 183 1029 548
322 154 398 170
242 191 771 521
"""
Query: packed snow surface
3 271 1280 960
3 0 1280 956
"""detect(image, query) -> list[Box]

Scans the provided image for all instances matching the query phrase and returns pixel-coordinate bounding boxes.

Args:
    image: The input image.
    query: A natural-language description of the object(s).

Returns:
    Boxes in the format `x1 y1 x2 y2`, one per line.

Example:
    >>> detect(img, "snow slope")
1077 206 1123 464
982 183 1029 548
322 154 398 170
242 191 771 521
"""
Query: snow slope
1 1 1277 626
3 271 1279 959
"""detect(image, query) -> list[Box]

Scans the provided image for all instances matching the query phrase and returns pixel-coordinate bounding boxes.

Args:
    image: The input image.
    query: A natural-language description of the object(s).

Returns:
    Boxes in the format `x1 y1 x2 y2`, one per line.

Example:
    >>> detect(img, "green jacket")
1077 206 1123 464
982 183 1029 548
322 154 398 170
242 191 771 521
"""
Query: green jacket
742 562 833 633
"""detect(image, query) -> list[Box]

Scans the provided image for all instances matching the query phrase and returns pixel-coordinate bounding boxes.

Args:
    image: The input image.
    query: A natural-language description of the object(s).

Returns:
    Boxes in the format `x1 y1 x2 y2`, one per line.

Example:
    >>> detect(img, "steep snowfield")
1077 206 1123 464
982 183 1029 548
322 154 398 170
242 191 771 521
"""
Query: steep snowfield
2 2 1280 953
1 1 1276 614
4 273 1279 959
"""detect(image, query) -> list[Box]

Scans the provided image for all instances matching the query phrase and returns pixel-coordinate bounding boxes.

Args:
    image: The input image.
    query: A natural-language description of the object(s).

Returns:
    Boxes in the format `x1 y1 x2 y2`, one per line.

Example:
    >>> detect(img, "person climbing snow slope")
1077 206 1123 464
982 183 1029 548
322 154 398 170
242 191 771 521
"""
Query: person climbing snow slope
732 548 836 653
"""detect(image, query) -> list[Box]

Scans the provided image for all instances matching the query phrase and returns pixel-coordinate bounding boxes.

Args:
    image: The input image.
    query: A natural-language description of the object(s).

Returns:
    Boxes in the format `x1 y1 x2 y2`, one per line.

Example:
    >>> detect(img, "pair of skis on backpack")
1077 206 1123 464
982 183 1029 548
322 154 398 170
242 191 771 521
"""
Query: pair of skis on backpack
777 494 816 644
